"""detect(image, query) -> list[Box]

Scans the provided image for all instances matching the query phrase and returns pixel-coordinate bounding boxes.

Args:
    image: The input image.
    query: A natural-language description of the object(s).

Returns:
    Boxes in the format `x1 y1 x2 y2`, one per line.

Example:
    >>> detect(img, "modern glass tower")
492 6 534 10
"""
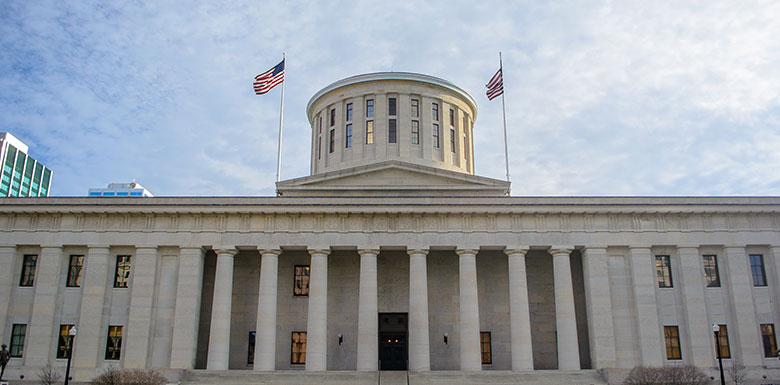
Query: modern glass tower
0 132 52 197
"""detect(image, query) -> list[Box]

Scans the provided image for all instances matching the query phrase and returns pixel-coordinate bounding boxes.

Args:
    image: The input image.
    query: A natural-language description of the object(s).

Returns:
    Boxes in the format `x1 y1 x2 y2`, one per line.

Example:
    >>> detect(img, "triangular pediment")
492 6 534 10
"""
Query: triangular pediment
277 160 509 197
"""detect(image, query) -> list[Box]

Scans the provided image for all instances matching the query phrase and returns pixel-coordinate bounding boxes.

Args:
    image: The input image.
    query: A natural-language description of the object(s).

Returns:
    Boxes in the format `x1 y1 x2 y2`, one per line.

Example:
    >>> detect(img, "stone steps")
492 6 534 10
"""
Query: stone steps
181 369 607 385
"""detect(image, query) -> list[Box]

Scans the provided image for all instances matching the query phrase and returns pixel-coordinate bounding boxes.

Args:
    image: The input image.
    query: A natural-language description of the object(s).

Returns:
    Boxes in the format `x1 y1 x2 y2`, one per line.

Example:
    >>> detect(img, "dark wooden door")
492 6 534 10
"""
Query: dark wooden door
378 313 407 370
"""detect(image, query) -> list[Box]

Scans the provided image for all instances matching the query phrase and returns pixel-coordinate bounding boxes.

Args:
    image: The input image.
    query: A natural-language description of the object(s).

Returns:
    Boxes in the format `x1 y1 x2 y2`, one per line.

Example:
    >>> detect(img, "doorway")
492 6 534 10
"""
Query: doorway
378 312 407 370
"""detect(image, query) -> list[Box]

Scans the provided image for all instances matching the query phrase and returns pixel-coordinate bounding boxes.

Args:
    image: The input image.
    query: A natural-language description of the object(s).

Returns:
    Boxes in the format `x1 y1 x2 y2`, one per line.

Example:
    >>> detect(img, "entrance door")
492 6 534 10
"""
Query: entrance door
378 313 408 370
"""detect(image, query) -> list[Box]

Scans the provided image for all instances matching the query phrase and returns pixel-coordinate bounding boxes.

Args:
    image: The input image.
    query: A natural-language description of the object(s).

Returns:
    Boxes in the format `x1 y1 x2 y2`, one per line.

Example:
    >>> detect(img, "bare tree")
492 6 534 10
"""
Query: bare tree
623 364 709 385
90 367 167 385
727 361 748 385
37 362 63 385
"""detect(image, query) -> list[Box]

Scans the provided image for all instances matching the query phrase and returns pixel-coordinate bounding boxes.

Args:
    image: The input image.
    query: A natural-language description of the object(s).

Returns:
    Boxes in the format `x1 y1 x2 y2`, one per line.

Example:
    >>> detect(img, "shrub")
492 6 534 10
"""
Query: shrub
90 367 167 385
623 365 709 385
37 363 63 385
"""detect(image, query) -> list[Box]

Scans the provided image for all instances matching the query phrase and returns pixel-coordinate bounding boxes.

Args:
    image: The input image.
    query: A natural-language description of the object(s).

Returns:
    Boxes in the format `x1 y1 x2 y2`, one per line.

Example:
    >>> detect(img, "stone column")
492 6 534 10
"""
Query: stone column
677 246 711 367
151 254 178 369
357 248 379 371
254 249 281 371
628 246 663 366
73 246 110 378
551 247 580 370
206 248 238 370
581 246 616 369
305 248 330 371
170 247 206 369
506 247 534 370
0 246 16 346
457 248 482 371
25 246 64 368
771 246 780 339
724 246 762 366
124 246 159 368
408 248 431 371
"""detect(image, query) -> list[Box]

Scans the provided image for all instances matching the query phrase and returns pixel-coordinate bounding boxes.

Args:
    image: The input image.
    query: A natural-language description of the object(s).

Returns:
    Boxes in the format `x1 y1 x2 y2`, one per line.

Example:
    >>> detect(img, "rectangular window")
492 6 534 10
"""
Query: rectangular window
291 331 307 364
318 115 322 134
317 136 321 159
664 326 682 360
715 324 731 358
449 108 455 126
702 255 720 287
57 324 75 359
450 128 456 153
761 324 778 357
749 254 767 286
365 121 374 144
411 120 420 145
432 103 439 121
294 265 310 296
411 99 419 118
330 108 335 126
20 254 37 287
656 255 673 288
329 129 335 153
105 326 123 360
433 124 440 148
345 103 353 121
480 331 492 364
345 124 353 148
67 255 84 287
10 324 26 357
114 255 132 288
388 98 397 116
248 331 256 365
366 99 374 117
388 119 397 143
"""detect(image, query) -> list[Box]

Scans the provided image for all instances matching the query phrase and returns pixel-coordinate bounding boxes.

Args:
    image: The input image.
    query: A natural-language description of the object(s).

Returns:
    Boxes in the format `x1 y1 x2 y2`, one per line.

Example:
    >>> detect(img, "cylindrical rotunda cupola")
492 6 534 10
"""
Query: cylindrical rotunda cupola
306 72 478 176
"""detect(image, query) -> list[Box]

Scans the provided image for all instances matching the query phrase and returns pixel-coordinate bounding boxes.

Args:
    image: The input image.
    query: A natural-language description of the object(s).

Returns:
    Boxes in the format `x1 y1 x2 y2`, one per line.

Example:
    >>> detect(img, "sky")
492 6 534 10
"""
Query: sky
1 1 779 197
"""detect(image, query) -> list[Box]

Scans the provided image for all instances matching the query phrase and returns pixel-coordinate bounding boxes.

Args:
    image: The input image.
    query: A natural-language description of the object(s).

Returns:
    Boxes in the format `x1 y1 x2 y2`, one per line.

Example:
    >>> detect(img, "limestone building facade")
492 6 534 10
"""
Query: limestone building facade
1 73 779 384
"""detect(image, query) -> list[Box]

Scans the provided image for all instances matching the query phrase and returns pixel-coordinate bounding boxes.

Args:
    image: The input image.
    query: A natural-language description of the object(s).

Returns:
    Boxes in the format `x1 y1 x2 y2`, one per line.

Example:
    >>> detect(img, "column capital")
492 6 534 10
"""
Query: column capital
259 249 282 256
358 248 380 256
456 248 479 256
407 248 429 256
505 246 529 256
549 247 573 256
308 248 331 256
214 248 238 256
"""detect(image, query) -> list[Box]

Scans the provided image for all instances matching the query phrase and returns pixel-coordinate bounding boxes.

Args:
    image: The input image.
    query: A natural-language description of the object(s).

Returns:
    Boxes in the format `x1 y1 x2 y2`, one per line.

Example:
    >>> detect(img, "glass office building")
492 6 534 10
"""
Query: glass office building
0 132 52 197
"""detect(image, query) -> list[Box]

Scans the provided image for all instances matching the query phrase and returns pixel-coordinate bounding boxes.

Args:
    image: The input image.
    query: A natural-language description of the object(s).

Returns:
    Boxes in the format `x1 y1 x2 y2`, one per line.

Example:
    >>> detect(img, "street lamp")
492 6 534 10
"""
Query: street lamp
64 326 77 385
712 323 725 385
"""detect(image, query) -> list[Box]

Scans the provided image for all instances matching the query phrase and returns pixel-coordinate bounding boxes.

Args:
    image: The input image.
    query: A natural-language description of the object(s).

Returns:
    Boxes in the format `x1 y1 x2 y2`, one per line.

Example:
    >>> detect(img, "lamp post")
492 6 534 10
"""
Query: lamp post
712 323 725 385
64 326 77 385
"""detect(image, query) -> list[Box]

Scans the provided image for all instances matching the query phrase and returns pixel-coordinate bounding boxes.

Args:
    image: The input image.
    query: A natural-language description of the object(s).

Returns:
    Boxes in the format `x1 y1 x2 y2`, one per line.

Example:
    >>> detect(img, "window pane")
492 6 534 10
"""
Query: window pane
480 332 492 364
702 255 720 287
366 100 374 117
329 129 335 153
388 98 397 116
656 255 673 288
411 99 419 118
67 255 84 287
761 324 778 357
449 108 455 126
10 324 26 357
388 119 397 143
411 121 419 145
749 254 767 286
291 331 307 364
433 124 439 148
248 331 256 365
365 121 374 144
294 265 310 296
57 324 75 359
20 254 38 287
345 103 353 121
105 326 123 360
664 326 681 360
715 325 731 358
114 255 132 288
330 108 335 126
345 124 352 148
432 103 439 121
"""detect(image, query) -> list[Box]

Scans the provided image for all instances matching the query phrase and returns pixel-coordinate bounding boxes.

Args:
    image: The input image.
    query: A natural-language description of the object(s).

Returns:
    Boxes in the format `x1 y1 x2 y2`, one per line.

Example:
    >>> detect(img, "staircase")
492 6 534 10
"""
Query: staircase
180 369 608 385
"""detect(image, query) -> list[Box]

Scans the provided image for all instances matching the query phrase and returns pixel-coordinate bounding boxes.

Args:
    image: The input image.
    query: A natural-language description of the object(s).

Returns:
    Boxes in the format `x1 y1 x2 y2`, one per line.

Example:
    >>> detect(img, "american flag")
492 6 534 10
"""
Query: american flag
485 68 503 101
254 59 285 95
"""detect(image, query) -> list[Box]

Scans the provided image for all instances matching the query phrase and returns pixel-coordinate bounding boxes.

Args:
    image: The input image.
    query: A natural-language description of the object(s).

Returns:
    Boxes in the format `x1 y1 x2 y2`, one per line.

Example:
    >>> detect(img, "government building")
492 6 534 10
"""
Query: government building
1 73 779 384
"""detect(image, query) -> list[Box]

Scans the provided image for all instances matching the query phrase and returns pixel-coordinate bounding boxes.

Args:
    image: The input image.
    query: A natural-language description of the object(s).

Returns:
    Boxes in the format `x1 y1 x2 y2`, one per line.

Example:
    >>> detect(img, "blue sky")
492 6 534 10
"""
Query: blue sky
1 1 779 197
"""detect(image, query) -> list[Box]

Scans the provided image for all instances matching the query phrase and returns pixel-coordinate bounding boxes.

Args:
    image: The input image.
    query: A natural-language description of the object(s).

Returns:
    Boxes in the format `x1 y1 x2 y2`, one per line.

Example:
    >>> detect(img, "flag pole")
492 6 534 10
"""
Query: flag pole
499 52 510 188
275 53 285 190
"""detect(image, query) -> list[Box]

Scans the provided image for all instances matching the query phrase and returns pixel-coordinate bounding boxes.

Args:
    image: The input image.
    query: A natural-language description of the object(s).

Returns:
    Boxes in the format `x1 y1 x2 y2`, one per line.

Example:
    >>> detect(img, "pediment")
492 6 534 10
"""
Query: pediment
277 160 509 197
